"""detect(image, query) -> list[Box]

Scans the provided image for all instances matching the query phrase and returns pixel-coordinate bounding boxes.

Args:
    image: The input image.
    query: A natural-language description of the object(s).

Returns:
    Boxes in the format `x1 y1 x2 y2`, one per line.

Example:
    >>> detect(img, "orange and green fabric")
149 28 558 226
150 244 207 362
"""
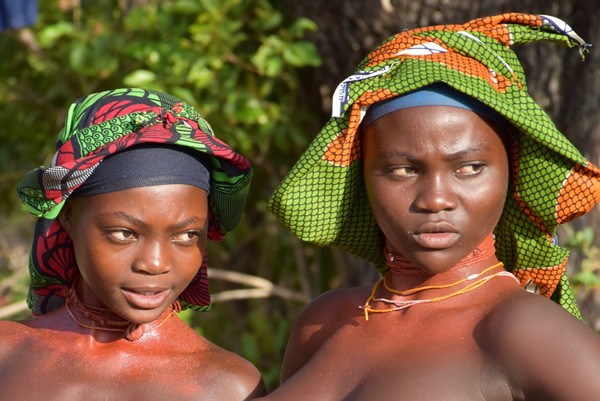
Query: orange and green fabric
268 13 600 318
18 88 252 315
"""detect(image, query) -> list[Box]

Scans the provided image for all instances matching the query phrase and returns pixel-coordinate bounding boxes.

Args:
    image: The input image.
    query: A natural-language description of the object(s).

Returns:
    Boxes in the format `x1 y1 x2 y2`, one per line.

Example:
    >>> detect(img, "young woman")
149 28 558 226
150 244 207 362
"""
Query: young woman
1 88 265 400
263 13 600 400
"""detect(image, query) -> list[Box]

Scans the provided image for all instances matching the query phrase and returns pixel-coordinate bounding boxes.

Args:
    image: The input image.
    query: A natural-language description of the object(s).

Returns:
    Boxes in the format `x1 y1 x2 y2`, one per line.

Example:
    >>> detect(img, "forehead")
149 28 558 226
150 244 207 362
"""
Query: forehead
70 184 209 217
362 106 507 154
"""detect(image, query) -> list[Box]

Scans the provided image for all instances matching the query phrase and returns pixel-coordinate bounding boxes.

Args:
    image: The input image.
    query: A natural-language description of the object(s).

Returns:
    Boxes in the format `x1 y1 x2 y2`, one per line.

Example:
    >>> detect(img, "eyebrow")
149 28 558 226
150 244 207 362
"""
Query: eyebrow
380 143 492 160
98 211 207 230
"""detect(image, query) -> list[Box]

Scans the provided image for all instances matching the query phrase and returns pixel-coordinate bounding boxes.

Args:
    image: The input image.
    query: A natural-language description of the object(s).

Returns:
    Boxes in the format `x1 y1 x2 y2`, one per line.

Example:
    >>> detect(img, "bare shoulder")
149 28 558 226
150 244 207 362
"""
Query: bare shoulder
0 318 37 344
193 336 266 400
153 318 265 399
280 285 372 381
287 285 371 348
478 289 600 400
479 289 600 348
0 319 39 363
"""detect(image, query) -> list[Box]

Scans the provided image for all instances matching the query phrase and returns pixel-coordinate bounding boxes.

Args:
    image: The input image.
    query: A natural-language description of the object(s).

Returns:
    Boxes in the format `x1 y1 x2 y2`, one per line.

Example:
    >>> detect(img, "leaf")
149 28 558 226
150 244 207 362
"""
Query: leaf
123 69 158 87
164 0 203 15
573 269 600 287
68 41 91 74
241 332 260 362
283 41 322 67
253 4 282 31
288 17 318 37
251 37 284 76
38 21 75 48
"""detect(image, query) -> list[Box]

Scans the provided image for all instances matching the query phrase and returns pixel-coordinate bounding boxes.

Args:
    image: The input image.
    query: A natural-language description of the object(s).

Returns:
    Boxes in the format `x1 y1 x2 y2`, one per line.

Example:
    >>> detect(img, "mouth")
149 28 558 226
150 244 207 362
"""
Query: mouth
413 222 460 249
121 287 171 310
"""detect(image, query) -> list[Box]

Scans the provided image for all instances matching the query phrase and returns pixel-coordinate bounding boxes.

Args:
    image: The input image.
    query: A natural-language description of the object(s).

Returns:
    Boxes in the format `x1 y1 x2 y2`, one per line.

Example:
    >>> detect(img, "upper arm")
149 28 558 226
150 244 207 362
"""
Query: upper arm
483 293 600 401
280 289 350 382
280 299 328 381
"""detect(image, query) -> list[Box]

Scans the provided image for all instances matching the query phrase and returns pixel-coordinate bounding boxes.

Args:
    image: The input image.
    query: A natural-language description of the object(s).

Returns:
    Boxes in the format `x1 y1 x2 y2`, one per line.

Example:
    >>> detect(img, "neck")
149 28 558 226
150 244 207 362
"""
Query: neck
384 234 501 292
360 236 518 319
65 284 181 341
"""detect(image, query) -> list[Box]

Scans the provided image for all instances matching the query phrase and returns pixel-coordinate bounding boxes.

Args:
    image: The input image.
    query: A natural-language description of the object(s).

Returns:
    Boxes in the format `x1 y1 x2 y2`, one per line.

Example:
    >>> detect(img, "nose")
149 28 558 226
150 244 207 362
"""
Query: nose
413 173 457 213
132 240 172 275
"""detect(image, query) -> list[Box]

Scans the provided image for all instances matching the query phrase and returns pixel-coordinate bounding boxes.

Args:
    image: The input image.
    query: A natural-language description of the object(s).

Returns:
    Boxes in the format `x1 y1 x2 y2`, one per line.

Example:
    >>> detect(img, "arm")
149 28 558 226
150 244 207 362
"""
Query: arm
280 288 356 382
484 292 600 401
280 293 332 381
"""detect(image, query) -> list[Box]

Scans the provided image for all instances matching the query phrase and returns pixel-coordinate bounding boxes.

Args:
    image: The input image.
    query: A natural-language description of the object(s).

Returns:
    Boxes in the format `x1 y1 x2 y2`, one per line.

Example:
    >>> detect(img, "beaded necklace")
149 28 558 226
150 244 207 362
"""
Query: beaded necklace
65 286 181 341
361 261 519 320
382 262 502 296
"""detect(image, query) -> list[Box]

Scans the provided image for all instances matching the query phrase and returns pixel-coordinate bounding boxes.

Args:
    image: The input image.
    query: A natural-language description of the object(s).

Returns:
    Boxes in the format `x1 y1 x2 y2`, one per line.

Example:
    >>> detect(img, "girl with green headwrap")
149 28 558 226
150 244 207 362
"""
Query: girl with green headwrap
261 13 600 400
0 88 265 400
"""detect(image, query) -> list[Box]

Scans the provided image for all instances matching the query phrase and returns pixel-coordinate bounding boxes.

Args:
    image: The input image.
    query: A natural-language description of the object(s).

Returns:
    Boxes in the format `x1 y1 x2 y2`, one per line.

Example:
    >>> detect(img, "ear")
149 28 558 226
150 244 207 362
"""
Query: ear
58 201 74 235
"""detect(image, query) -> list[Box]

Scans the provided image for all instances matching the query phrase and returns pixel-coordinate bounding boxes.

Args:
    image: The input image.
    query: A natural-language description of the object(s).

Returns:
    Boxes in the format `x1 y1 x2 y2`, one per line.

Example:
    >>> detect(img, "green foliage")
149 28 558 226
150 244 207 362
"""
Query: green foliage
563 226 600 289
212 303 293 389
1 0 320 201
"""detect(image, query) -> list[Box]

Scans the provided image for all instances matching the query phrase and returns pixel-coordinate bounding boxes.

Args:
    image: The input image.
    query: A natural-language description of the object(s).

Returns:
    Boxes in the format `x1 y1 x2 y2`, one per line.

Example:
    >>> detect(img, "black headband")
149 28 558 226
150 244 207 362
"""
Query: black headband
72 144 211 197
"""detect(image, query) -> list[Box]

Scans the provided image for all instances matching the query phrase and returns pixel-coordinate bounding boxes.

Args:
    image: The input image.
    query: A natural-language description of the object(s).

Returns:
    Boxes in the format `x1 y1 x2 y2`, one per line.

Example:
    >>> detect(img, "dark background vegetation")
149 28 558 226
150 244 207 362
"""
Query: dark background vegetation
1 0 599 390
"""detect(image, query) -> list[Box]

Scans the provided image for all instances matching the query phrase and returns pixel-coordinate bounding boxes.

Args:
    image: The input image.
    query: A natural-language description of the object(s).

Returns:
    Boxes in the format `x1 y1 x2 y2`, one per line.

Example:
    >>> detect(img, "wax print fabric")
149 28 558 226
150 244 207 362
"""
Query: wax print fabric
18 88 252 314
268 13 600 318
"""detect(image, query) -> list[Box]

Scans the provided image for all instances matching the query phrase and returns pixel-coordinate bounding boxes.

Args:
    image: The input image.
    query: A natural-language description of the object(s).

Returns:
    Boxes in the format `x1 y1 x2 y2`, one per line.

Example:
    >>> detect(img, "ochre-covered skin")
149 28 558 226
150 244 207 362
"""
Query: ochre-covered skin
0 310 264 400
1 184 265 400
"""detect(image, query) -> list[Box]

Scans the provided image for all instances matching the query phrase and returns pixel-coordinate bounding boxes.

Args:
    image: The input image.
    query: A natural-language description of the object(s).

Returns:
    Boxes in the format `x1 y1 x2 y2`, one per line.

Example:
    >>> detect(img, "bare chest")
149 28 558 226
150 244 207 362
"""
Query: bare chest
0 334 215 401
339 348 512 401
285 309 514 401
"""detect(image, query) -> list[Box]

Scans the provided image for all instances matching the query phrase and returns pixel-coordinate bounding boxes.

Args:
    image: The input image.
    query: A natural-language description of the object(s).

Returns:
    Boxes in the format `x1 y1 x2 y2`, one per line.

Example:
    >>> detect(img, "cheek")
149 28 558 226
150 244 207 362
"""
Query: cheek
175 243 206 280
74 244 121 283
467 177 508 228
181 250 204 276
367 181 410 232
70 229 127 282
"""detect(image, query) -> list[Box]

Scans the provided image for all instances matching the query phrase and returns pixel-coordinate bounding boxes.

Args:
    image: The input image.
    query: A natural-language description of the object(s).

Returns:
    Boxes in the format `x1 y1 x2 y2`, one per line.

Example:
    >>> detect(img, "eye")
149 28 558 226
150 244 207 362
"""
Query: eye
172 231 203 245
388 165 418 177
455 163 485 176
107 229 136 243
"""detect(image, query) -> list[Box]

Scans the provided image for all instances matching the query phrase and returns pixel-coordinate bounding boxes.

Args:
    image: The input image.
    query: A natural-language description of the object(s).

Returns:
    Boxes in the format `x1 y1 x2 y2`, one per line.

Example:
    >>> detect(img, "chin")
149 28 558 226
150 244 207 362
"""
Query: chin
115 306 160 325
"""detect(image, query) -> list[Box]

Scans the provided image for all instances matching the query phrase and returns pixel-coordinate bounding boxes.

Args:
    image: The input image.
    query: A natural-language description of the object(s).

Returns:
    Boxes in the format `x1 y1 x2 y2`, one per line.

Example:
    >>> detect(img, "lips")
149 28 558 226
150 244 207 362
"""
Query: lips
413 222 460 249
121 287 171 309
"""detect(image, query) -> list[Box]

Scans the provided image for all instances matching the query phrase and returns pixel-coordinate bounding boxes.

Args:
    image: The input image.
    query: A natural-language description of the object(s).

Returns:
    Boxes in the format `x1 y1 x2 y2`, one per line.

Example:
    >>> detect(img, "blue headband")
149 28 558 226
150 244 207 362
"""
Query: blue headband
361 83 510 130
73 145 211 197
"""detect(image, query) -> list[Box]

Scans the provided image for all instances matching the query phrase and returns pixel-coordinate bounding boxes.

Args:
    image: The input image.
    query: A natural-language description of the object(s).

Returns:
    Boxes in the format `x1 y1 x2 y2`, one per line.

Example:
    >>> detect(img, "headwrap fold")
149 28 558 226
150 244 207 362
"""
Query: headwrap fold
361 82 510 131
71 144 212 197
18 88 253 314
268 13 600 318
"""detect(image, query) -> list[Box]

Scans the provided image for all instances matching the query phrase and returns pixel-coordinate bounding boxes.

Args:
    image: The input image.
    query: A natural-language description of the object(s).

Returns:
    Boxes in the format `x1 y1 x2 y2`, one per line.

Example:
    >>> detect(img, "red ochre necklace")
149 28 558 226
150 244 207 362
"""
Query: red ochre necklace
360 235 519 320
65 286 181 341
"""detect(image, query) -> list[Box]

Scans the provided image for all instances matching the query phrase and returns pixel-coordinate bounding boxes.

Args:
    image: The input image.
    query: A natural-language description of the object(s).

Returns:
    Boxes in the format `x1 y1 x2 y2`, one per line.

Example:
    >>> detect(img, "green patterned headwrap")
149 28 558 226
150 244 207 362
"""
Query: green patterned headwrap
17 88 252 314
268 13 600 318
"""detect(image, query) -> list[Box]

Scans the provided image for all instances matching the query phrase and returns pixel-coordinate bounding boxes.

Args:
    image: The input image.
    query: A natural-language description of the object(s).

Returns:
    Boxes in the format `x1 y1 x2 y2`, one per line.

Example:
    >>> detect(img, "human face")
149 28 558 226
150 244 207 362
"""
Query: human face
362 106 509 274
60 184 208 324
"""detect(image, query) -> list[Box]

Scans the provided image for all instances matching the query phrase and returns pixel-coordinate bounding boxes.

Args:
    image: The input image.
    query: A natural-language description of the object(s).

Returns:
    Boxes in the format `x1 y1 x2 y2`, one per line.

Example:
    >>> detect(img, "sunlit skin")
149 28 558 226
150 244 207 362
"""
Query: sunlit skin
0 184 265 401
61 185 208 325
363 106 509 275
256 106 600 401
